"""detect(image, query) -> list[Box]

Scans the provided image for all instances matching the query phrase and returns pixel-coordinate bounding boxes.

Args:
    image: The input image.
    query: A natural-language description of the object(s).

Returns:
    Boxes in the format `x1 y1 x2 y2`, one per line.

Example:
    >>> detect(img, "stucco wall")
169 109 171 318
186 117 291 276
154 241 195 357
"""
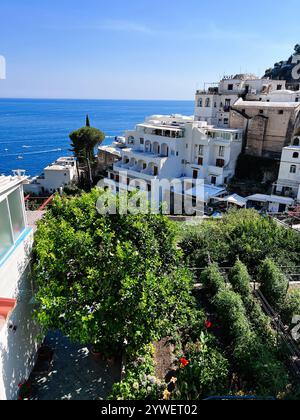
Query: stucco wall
0 229 40 400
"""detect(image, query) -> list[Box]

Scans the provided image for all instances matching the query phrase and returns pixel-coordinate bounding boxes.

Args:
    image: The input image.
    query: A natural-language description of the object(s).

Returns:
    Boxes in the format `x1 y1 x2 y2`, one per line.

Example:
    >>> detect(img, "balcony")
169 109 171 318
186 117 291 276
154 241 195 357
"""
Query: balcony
121 148 169 162
208 165 225 176
113 163 159 180
137 125 185 139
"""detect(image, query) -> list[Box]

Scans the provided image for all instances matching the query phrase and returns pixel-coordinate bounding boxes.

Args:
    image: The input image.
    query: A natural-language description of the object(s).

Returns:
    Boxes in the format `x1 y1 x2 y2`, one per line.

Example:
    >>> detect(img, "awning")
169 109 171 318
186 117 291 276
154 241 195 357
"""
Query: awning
246 194 295 205
0 298 16 326
218 194 247 207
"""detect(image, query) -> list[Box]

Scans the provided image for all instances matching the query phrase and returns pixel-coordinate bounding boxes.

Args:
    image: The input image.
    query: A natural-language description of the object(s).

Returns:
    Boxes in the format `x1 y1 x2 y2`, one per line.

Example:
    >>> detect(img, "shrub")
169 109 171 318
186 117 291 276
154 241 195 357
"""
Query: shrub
258 259 289 312
229 260 252 297
179 209 300 273
174 334 230 400
229 260 275 343
200 264 226 296
109 345 165 400
281 290 300 326
33 189 197 357
213 289 253 343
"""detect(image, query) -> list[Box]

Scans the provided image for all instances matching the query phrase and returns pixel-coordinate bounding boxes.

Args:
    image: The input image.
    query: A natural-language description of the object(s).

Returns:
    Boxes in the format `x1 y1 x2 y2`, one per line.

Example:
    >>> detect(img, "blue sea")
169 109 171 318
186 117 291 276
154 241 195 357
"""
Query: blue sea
0 99 194 176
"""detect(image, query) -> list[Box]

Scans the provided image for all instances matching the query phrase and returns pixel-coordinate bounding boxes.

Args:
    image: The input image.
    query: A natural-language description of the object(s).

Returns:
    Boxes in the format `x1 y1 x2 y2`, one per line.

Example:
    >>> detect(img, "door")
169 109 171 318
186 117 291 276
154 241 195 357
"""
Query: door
211 176 217 185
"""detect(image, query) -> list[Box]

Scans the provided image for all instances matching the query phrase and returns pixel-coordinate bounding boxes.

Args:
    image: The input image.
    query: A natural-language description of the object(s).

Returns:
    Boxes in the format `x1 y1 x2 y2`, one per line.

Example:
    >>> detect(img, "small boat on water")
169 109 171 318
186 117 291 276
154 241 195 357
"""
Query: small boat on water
17 156 24 160
22 145 31 149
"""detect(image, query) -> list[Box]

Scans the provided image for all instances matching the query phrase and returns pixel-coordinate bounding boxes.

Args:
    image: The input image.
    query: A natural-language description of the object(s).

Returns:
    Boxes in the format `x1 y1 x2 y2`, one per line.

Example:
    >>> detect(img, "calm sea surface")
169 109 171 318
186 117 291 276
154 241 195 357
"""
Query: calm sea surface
0 99 194 176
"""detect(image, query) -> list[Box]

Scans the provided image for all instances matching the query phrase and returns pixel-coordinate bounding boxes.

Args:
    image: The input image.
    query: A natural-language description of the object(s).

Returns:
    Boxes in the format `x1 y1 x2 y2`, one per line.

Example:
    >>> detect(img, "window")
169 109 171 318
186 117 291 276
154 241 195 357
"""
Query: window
259 110 264 114
223 118 229 125
216 159 225 168
193 170 198 179
153 166 158 176
290 165 297 174
0 200 14 261
214 102 217 108
140 138 144 145
198 157 203 166
197 98 203 107
228 84 234 91
277 85 282 91
198 145 204 156
278 110 284 115
8 189 25 242
294 138 300 146
219 146 225 157
205 98 211 108
128 136 135 145
293 152 299 159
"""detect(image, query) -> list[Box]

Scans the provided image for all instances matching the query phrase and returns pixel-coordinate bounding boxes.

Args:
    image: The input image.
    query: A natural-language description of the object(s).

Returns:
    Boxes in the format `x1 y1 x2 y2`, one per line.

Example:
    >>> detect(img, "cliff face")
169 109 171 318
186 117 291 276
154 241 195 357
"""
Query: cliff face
264 45 300 88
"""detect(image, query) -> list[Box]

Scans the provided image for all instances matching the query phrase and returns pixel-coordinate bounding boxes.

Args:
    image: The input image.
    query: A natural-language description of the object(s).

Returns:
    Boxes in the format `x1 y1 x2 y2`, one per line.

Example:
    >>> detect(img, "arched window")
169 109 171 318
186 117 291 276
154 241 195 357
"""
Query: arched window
290 165 297 174
294 137 300 146
205 98 211 108
197 98 203 107
293 152 299 159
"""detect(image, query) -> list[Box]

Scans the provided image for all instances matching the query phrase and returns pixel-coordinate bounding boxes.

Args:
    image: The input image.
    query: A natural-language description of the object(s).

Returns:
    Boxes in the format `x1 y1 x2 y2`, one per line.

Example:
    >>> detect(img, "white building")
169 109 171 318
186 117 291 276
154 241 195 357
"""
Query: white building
24 156 78 195
246 194 294 213
104 115 243 211
195 74 284 127
0 174 39 400
257 88 300 103
275 144 300 201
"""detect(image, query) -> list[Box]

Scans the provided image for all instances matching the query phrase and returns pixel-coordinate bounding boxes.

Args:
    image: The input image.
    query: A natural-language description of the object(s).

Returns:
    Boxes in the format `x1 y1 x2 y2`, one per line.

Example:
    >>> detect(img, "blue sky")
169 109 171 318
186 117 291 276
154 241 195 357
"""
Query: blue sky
0 0 299 100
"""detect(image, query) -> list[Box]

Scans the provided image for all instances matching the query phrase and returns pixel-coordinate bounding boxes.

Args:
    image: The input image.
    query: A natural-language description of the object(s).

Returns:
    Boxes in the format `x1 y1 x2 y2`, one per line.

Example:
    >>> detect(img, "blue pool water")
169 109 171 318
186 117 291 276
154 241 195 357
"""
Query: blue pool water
0 99 194 176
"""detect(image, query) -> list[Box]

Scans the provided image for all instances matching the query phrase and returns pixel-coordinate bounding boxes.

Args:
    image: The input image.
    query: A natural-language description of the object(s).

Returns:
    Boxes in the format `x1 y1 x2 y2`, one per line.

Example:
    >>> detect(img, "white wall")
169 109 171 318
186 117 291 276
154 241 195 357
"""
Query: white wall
0 228 39 400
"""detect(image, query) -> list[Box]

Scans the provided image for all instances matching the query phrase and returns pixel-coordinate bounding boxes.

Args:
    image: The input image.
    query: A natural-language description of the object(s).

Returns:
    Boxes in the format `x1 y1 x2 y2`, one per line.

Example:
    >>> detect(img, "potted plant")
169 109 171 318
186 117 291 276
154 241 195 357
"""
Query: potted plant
90 343 104 361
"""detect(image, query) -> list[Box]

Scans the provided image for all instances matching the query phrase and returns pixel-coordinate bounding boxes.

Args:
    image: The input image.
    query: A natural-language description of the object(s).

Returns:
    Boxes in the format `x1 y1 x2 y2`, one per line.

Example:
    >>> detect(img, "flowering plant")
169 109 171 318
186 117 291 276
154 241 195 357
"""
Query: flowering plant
179 357 190 369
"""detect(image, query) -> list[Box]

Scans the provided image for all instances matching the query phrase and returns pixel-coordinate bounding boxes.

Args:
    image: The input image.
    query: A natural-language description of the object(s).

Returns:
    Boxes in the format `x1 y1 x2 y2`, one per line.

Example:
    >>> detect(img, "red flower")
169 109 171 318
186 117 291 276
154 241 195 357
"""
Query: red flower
179 357 189 368
205 320 212 329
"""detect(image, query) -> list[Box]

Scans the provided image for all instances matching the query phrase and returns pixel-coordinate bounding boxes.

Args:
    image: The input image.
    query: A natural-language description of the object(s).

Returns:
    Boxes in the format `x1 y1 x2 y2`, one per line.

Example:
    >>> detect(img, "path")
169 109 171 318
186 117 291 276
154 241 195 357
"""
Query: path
30 332 121 400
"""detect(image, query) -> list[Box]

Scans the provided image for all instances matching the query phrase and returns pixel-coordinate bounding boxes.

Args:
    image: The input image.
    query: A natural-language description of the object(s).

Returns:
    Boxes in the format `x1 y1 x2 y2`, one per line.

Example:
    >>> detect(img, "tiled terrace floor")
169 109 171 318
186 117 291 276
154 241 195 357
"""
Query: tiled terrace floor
30 332 121 400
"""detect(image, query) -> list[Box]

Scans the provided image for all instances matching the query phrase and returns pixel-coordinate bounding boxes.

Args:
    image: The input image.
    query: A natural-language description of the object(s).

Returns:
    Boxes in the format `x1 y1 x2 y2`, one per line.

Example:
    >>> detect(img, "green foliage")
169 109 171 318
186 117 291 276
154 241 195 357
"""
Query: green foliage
258 259 289 312
33 189 197 357
233 336 289 397
229 260 275 343
109 345 165 400
281 290 300 326
229 260 252 297
174 333 230 400
213 289 253 343
206 275 289 396
200 264 225 296
70 125 105 164
179 209 300 273
235 154 279 182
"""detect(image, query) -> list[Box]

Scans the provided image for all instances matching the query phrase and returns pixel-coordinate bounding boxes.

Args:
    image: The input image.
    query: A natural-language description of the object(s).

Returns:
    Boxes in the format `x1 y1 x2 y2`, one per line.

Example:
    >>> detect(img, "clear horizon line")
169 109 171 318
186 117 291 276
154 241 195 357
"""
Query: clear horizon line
0 96 194 102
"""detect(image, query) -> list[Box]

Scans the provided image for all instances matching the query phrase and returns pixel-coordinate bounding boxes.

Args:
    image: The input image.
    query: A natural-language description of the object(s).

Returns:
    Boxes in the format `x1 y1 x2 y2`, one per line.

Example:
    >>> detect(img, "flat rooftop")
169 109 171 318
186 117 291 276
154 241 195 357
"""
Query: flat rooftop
0 175 24 195
234 99 300 109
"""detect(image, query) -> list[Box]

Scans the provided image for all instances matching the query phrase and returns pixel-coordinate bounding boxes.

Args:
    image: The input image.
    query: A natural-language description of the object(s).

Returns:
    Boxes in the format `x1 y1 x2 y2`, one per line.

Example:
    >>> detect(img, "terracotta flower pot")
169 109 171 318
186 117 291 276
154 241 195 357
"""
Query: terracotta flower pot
91 348 104 361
